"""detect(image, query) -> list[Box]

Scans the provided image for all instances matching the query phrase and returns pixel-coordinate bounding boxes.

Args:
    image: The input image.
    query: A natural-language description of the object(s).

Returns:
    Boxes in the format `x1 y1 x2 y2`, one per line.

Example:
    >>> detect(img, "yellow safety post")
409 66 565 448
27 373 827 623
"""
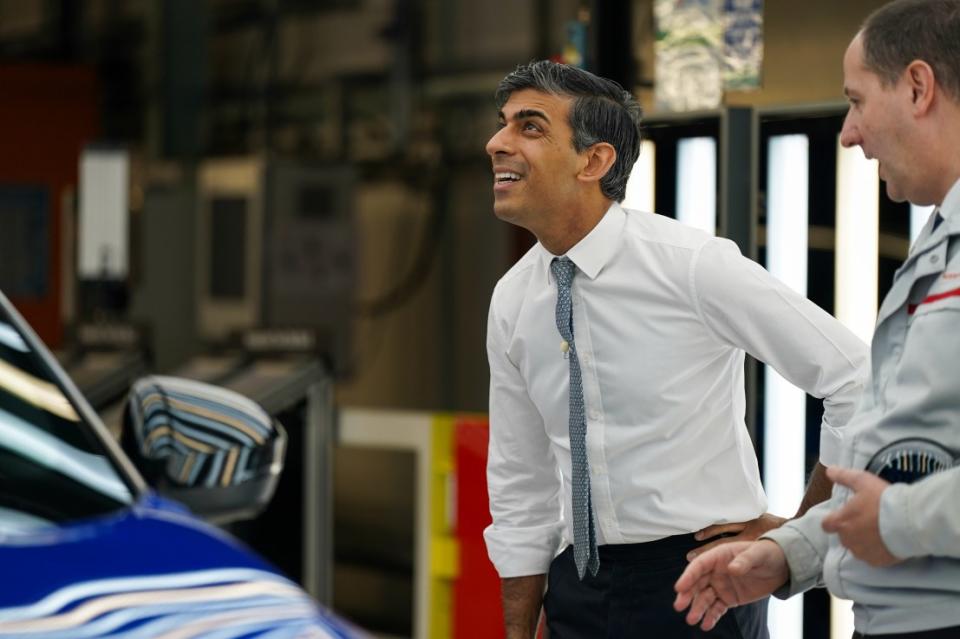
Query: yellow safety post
429 414 459 639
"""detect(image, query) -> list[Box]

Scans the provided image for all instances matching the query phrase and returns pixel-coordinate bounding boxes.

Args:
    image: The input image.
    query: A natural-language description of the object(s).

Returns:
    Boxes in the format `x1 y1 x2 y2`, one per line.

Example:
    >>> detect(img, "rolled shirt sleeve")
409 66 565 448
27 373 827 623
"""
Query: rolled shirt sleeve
691 238 869 465
483 290 564 578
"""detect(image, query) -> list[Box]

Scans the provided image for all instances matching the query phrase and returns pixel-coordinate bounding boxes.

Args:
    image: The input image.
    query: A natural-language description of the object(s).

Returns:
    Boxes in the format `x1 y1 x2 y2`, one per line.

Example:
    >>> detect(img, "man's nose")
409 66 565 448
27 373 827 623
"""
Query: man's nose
486 126 511 157
839 112 861 148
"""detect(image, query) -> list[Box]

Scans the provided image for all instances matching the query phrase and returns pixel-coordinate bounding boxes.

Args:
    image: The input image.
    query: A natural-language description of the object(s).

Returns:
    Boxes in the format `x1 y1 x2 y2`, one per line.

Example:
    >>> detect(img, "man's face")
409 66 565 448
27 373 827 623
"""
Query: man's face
485 88 584 234
840 34 916 203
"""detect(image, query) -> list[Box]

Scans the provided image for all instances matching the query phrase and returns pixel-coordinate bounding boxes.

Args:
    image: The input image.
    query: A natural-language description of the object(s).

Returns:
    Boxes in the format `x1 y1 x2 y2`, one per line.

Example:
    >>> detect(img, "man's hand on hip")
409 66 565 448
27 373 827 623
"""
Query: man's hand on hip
688 513 787 560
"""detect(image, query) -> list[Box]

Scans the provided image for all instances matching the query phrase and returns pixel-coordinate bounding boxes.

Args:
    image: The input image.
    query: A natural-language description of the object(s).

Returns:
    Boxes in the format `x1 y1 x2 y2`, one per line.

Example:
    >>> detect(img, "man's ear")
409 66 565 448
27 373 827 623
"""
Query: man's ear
578 142 617 186
906 59 936 115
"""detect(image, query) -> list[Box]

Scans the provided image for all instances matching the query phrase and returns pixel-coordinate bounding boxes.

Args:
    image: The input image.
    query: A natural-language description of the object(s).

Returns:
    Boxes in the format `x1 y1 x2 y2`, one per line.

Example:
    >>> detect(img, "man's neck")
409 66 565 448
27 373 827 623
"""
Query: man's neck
923 103 960 206
932 174 960 211
539 197 613 256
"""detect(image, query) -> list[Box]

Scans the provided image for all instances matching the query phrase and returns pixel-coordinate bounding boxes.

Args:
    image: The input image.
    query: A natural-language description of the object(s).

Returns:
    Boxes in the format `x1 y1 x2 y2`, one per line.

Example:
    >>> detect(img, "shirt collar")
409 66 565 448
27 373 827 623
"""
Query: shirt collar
938 177 960 223
538 202 626 283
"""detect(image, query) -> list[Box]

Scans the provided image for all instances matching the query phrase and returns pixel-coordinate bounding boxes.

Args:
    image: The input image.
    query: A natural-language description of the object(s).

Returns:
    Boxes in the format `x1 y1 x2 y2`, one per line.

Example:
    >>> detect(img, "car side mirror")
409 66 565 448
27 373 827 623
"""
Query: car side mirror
120 375 287 525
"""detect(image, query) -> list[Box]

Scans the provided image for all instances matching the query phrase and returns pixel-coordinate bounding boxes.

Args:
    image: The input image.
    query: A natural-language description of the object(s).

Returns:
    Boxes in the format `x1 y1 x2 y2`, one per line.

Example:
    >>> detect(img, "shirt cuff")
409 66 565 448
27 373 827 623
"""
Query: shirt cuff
818 421 843 467
879 482 921 559
762 521 825 598
483 522 563 578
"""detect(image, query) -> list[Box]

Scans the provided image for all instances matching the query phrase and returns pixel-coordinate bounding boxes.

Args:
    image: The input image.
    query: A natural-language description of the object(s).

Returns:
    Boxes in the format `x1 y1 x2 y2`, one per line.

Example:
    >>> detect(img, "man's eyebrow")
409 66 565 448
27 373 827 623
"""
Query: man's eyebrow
497 108 551 123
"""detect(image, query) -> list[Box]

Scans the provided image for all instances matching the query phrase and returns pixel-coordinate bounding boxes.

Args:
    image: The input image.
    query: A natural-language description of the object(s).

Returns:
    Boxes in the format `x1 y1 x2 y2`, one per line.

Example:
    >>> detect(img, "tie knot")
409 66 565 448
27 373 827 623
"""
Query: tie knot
551 257 576 290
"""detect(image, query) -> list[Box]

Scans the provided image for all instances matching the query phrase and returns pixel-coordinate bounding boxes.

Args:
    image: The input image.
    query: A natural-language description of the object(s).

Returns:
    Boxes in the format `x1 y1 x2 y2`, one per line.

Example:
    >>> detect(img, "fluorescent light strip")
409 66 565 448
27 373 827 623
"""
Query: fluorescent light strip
833 137 879 639
831 596 855 639
623 140 656 212
835 138 879 344
911 204 936 245
676 137 717 234
763 134 809 639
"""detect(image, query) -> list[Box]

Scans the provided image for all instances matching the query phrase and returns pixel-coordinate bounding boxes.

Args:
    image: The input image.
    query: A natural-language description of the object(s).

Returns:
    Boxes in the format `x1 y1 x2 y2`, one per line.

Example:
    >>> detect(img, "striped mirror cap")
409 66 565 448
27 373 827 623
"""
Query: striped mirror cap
127 376 285 489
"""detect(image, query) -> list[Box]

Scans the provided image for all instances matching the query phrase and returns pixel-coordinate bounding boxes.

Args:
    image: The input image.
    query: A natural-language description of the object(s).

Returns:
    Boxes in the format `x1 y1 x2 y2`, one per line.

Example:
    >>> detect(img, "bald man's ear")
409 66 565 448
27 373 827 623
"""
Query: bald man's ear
906 59 936 115
578 142 617 186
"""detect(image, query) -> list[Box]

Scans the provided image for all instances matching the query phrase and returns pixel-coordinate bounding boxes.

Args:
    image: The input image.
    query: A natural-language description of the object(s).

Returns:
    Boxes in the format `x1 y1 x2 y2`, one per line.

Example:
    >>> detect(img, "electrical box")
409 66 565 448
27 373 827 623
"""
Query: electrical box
196 157 355 376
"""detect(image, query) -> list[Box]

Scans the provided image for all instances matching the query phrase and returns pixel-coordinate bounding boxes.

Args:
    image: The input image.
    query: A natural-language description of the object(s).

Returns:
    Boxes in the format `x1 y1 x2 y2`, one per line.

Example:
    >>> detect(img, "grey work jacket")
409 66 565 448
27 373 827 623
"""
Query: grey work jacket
765 184 960 635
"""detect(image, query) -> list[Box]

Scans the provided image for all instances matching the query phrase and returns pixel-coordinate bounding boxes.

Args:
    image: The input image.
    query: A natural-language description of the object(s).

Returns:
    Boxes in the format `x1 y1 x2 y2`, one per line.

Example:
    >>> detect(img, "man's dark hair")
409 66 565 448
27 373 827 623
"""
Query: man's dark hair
495 60 643 202
861 0 960 101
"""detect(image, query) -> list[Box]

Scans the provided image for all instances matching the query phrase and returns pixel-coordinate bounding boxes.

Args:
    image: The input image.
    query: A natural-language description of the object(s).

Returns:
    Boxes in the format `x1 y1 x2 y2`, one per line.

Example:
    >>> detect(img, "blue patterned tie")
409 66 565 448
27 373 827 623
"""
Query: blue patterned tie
551 257 599 579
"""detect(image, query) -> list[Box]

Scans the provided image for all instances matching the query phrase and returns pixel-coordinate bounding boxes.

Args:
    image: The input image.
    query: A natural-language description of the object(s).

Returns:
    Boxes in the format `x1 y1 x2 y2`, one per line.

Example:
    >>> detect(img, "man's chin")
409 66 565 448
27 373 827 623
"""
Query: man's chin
493 204 519 223
883 181 906 203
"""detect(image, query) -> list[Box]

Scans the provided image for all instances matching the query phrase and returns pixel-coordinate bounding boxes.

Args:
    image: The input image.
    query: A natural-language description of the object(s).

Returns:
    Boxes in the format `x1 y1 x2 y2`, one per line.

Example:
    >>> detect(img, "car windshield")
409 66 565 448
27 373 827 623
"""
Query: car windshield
0 301 134 534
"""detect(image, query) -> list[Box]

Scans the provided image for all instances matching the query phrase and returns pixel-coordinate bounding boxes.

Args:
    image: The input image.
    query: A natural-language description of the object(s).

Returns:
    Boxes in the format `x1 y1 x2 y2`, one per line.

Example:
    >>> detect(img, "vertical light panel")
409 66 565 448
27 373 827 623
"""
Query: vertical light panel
676 136 717 234
623 139 657 212
911 204 936 244
833 137 879 639
835 138 879 344
78 147 130 279
831 597 855 639
763 134 809 639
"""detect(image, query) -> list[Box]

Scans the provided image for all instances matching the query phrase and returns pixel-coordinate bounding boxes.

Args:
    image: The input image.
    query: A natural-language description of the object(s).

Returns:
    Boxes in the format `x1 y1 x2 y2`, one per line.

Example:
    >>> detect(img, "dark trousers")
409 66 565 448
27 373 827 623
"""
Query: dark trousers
544 535 768 638
854 627 960 639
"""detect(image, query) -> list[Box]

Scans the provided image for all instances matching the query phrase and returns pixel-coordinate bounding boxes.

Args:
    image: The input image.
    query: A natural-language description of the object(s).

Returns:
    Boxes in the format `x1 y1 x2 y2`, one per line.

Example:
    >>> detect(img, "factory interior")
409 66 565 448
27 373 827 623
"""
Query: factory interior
0 1 924 638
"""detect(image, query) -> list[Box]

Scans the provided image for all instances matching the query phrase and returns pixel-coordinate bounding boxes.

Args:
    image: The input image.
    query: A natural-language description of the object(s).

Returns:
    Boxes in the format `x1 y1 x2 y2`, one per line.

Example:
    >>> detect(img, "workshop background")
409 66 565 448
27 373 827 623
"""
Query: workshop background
0 1 908 638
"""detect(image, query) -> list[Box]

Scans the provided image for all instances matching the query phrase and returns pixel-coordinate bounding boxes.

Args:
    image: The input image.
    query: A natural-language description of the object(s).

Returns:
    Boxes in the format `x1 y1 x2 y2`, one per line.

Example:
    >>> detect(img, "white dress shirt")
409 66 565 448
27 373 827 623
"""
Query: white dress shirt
484 203 869 578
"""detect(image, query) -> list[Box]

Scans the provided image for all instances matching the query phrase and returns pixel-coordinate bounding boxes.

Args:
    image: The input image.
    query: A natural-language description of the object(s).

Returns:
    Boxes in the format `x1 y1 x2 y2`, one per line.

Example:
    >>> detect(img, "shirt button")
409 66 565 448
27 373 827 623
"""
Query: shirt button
931 254 940 264
589 409 600 420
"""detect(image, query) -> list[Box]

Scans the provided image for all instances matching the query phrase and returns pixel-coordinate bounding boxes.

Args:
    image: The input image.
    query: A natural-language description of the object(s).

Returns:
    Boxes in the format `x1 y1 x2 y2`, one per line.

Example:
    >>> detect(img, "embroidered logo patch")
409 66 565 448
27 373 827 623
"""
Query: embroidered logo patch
865 438 955 484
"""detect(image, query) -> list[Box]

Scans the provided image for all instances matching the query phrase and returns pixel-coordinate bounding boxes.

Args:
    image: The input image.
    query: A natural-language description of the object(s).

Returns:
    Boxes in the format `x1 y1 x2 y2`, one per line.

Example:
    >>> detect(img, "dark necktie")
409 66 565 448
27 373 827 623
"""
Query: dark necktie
551 257 599 579
933 210 944 231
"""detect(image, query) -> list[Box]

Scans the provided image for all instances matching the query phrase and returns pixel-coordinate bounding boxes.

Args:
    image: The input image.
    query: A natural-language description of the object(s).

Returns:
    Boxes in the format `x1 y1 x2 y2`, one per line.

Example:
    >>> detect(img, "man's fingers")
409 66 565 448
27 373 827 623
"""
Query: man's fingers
728 541 770 576
826 465 867 490
695 522 747 541
688 536 735 560
675 555 711 592
821 506 844 533
685 585 717 626
822 514 838 533
674 573 704 611
701 599 728 632
675 573 712 614
674 589 693 612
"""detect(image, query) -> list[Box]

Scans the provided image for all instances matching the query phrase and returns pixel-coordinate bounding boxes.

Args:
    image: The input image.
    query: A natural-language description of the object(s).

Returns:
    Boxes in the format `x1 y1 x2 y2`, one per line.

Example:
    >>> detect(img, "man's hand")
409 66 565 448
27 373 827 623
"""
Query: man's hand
674 540 789 631
821 466 901 567
688 513 787 560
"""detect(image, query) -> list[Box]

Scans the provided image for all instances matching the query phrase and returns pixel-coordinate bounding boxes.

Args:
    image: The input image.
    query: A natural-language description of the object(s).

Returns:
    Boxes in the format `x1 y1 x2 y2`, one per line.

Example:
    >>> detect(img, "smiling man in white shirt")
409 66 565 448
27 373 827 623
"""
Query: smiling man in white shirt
483 60 869 638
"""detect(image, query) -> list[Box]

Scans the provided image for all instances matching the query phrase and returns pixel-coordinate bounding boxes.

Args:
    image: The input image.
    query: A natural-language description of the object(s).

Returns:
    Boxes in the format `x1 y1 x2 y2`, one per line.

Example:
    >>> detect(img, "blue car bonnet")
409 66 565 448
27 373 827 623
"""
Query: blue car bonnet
0 496 363 638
